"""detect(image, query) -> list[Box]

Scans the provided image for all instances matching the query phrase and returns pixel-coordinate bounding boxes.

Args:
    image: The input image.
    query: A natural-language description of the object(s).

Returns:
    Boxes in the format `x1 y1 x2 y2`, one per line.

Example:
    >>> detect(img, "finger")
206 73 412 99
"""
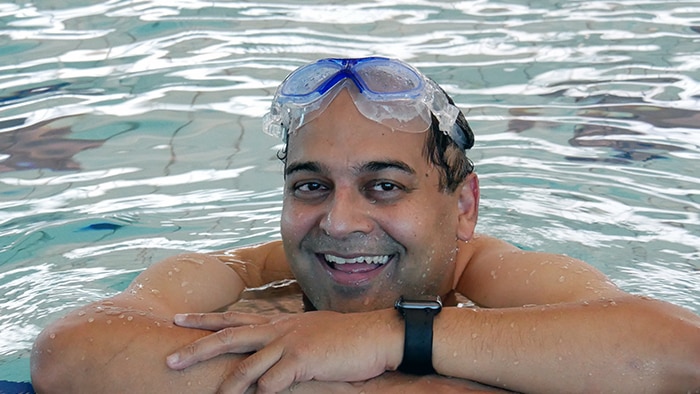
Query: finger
167 325 272 370
255 355 306 394
218 347 284 394
174 311 270 330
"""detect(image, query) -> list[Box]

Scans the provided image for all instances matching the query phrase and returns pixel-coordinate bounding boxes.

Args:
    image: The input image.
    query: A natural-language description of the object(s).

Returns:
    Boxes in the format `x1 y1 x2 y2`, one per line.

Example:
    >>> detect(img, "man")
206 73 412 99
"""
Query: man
32 57 699 393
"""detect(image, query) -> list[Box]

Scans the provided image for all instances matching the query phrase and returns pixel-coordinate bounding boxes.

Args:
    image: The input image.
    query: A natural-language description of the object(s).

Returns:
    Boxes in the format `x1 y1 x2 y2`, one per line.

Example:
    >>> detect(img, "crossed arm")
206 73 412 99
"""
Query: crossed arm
169 236 700 393
30 247 502 393
32 236 700 393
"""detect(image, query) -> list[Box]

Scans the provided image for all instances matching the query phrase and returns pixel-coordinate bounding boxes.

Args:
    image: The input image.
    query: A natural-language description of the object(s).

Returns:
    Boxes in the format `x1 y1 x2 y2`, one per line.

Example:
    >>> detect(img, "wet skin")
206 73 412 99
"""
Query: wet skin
281 89 470 313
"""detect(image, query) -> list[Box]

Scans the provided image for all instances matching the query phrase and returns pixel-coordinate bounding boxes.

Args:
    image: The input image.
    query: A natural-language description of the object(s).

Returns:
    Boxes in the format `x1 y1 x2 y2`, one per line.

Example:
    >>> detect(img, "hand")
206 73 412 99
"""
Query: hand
166 309 403 393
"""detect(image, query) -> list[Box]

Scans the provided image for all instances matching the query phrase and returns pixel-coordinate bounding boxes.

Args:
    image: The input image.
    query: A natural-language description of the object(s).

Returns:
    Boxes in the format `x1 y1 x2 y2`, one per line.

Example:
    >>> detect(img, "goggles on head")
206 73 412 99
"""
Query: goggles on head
262 57 471 150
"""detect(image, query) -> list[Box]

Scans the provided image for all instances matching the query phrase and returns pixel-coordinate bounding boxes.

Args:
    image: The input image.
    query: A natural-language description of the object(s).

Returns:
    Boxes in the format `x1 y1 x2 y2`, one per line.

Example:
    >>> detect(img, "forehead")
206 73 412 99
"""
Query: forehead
285 89 430 170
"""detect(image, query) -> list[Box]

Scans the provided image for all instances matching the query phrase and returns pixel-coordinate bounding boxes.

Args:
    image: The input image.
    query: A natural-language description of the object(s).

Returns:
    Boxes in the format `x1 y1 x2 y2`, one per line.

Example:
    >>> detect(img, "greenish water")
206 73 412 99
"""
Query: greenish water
1 0 699 382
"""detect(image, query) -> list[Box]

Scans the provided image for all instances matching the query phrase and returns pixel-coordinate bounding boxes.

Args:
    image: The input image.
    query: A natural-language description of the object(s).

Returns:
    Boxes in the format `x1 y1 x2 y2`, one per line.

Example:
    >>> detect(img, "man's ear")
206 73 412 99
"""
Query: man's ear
457 172 480 241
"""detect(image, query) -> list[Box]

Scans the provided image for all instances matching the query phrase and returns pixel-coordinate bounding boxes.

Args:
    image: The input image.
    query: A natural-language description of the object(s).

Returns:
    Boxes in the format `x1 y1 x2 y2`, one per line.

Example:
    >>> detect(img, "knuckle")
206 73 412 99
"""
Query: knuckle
181 342 199 358
191 312 206 324
256 374 282 393
222 310 237 322
216 327 237 345
231 357 254 379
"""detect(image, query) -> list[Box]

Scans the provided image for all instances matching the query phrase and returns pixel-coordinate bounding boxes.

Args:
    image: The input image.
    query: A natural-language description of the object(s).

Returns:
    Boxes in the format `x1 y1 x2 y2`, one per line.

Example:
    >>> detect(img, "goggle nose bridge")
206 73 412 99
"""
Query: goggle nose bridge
316 68 366 96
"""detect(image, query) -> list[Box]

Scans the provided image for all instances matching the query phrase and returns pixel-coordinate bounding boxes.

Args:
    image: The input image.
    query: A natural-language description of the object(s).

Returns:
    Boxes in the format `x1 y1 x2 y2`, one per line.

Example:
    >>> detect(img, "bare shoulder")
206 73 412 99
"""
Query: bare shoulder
456 234 623 307
209 240 293 287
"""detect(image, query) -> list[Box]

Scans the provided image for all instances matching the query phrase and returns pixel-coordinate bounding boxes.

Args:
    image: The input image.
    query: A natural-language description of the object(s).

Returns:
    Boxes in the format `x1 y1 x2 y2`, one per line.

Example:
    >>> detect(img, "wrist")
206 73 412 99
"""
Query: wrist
374 308 405 371
394 295 442 375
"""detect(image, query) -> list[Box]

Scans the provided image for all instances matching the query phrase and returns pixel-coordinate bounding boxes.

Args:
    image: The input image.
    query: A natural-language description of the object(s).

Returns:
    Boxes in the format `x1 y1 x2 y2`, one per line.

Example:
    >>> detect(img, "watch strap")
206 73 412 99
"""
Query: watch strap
398 306 437 375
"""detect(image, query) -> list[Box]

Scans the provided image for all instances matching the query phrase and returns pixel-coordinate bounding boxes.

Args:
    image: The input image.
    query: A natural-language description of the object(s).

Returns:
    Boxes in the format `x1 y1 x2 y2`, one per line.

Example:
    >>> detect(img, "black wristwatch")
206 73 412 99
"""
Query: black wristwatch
394 295 442 375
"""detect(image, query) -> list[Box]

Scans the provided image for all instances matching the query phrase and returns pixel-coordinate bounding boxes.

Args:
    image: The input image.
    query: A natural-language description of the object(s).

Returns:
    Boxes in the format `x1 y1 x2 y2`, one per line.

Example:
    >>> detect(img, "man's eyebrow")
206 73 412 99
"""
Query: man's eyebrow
358 160 416 175
284 160 416 178
285 161 324 177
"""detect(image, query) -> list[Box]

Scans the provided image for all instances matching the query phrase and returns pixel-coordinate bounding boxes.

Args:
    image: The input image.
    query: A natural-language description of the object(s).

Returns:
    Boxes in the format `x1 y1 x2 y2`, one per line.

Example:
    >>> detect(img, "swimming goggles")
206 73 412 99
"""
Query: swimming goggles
262 57 470 150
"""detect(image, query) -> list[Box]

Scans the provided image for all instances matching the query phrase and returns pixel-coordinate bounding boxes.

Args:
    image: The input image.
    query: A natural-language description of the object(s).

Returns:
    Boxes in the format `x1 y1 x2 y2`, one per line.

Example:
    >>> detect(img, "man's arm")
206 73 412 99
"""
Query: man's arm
209 240 292 287
166 236 700 393
32 243 504 394
436 234 700 393
31 253 250 393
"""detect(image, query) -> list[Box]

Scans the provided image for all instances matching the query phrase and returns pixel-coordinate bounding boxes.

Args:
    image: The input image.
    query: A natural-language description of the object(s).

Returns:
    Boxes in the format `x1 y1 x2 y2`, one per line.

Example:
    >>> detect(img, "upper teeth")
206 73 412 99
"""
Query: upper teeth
325 254 390 265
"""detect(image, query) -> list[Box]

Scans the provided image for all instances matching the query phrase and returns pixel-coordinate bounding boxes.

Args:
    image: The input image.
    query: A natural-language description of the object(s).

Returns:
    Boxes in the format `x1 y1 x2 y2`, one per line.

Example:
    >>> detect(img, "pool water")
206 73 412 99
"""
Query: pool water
1 0 699 383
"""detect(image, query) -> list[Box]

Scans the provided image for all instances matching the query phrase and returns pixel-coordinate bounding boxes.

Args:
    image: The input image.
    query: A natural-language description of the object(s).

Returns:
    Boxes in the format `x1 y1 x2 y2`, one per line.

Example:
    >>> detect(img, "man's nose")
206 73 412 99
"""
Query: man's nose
319 188 374 238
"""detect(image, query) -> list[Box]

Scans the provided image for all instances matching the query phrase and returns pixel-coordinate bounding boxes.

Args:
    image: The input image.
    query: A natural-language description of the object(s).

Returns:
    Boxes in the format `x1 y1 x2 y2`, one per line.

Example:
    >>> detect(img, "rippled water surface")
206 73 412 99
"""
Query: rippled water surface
1 0 699 382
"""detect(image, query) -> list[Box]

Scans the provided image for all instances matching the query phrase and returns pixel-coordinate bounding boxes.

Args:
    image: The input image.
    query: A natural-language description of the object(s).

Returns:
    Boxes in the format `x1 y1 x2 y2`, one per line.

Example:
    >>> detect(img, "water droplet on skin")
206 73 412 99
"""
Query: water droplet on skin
127 316 133 321
77 311 86 316
102 301 114 306
151 289 160 295
452 351 458 357
49 333 56 339
181 281 189 287
490 270 497 279
513 360 520 365
471 333 478 339
558 276 565 283
106 320 112 325
87 317 94 323
94 307 104 313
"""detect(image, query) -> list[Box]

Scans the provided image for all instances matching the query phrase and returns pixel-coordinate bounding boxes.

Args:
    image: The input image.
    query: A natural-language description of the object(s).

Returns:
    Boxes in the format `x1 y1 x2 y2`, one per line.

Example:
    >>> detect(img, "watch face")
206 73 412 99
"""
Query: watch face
395 295 442 311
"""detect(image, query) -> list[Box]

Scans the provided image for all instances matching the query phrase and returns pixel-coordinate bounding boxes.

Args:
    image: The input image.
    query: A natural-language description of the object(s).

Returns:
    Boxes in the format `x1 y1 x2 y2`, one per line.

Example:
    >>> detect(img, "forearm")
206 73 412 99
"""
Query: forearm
31 303 240 393
432 296 700 393
31 254 248 393
31 304 504 394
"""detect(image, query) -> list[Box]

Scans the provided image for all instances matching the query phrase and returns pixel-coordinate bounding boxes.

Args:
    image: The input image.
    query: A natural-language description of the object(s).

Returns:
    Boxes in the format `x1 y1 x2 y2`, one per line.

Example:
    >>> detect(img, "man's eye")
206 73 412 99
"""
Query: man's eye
370 182 400 192
297 182 325 192
364 181 407 200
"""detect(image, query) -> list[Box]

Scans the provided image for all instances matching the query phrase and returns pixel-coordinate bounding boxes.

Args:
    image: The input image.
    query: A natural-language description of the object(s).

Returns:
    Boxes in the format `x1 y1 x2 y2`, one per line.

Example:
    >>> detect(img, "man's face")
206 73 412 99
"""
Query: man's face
281 90 468 313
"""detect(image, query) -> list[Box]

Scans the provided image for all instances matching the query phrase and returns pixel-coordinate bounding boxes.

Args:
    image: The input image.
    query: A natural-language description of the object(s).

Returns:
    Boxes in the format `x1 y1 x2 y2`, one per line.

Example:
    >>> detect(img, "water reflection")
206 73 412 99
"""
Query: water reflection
507 95 699 163
0 117 104 172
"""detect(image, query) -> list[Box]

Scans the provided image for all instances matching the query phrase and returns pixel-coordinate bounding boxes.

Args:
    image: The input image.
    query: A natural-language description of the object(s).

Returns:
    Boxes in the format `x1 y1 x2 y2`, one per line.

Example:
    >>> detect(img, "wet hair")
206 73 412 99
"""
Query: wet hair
276 87 475 194
424 83 475 193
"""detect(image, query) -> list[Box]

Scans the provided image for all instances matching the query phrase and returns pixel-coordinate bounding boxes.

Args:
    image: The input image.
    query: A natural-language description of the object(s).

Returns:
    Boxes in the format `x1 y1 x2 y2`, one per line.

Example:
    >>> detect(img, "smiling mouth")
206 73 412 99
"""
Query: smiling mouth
322 253 391 273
